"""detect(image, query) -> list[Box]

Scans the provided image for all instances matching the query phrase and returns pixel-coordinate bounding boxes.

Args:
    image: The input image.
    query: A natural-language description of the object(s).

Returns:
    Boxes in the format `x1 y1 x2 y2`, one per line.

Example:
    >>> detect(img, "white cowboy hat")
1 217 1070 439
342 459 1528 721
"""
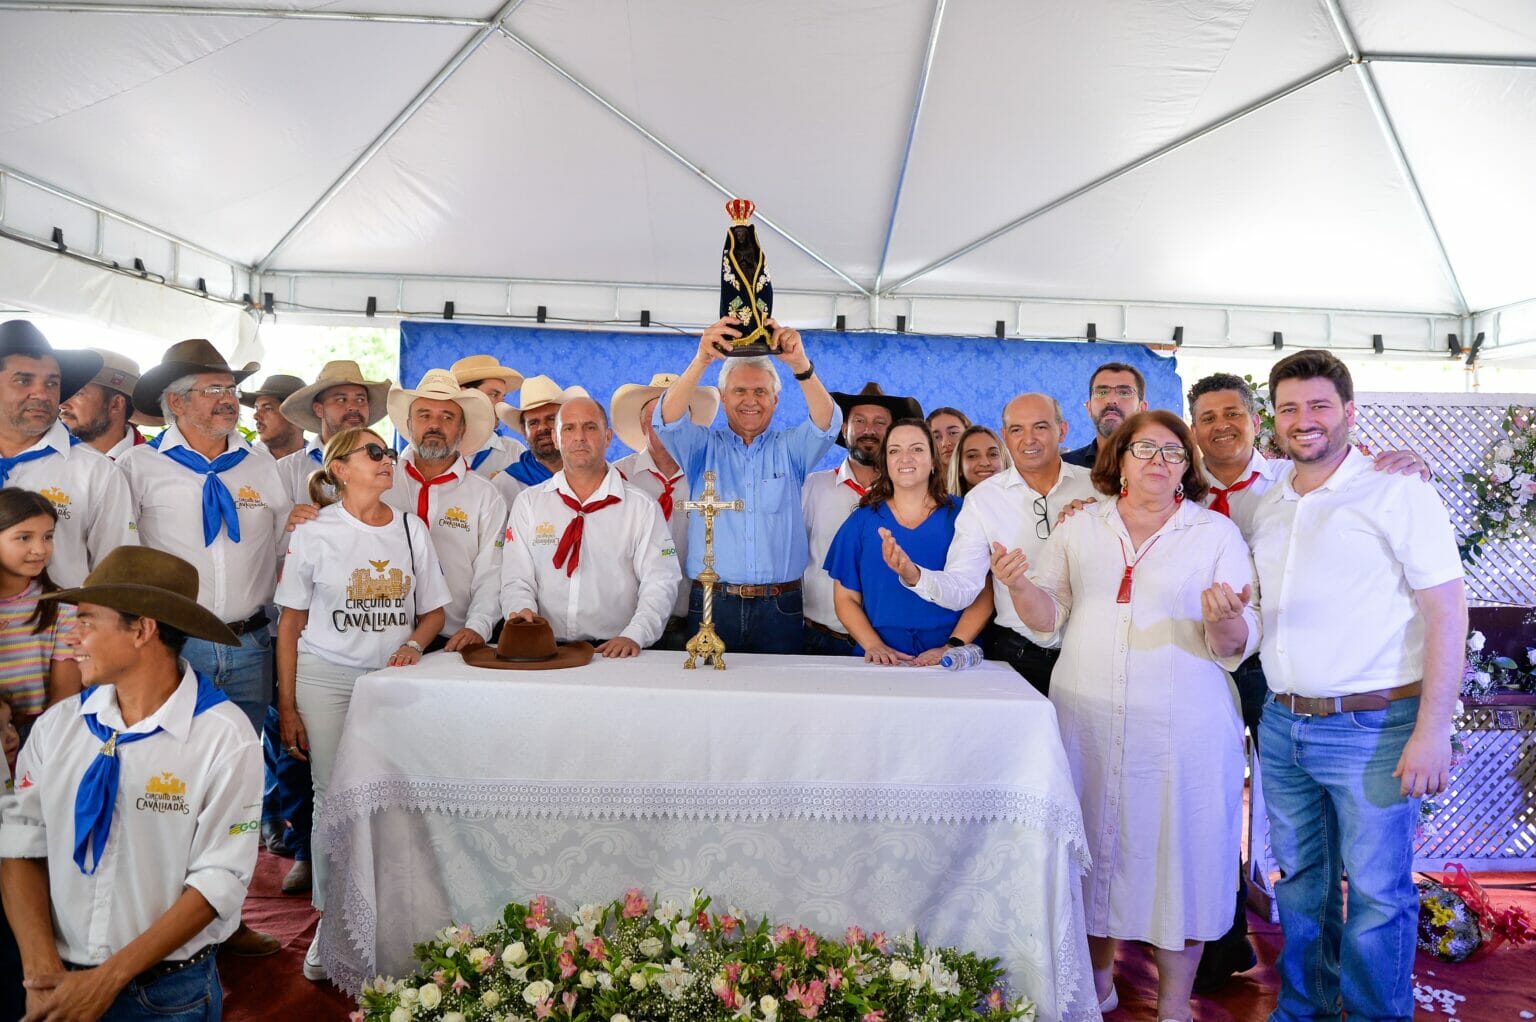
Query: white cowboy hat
280 360 392 434
497 375 589 435
450 354 524 393
609 373 719 454
387 369 495 457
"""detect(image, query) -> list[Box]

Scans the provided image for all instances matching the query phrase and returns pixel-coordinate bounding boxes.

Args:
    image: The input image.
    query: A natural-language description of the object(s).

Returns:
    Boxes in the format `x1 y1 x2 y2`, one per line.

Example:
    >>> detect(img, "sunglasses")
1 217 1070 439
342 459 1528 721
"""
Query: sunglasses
347 443 398 463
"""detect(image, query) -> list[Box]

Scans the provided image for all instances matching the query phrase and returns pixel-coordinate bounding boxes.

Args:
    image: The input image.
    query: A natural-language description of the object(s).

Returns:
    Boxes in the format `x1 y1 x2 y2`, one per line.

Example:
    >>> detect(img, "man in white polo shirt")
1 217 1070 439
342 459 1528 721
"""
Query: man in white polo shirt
891 392 1097 693
0 546 261 1022
384 369 508 652
1249 350 1465 1022
501 396 681 656
0 321 138 587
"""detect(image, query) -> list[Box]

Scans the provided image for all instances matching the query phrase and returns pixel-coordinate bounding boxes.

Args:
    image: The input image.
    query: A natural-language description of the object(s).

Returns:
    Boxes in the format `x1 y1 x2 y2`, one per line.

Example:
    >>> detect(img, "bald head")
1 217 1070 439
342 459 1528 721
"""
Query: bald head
1001 392 1068 474
555 396 612 474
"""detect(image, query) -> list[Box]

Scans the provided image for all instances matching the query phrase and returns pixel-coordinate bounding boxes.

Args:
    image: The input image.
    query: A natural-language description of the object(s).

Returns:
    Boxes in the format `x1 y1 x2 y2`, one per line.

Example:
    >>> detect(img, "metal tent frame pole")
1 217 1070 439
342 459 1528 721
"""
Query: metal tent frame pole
0 2 484 25
873 0 946 296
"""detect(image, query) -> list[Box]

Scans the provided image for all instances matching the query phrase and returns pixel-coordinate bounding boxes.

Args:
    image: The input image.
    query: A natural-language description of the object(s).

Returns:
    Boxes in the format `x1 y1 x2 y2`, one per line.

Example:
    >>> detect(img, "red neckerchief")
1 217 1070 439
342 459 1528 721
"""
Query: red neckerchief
404 460 458 526
1208 470 1260 518
648 469 685 520
553 491 623 576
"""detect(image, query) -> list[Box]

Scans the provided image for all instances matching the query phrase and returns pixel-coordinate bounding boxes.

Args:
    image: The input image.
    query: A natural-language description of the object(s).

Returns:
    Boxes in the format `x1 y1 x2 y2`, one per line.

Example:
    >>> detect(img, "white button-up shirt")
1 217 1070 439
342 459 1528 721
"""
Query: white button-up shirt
467 432 528 480
614 448 693 618
276 438 329 505
1249 447 1464 698
119 425 293 622
908 461 1099 638
801 459 868 631
384 450 509 640
103 427 146 462
1199 448 1289 542
0 664 262 963
500 468 682 646
6 421 138 588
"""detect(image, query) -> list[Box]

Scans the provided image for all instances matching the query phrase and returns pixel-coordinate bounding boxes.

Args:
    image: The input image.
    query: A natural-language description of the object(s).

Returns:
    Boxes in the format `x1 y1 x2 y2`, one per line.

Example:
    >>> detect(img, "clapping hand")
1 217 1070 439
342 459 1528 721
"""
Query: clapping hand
878 527 920 586
1200 583 1252 623
989 542 1032 591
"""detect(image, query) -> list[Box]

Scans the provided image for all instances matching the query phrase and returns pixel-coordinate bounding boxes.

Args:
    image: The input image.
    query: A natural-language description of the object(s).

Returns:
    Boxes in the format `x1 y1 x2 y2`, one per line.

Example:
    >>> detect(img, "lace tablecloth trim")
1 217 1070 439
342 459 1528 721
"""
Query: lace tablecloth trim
316 777 1090 867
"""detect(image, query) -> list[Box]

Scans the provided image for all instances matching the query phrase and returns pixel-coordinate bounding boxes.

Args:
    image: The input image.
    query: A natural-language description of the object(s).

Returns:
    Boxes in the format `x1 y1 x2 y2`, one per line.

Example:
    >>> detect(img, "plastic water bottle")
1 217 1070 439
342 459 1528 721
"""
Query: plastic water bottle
939 643 984 671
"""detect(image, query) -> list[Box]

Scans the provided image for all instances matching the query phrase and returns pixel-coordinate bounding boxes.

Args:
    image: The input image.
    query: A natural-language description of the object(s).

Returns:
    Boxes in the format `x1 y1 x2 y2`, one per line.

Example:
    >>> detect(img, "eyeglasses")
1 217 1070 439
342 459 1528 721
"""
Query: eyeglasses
347 443 398 463
1091 385 1138 401
1031 496 1051 540
1127 441 1188 464
190 385 239 399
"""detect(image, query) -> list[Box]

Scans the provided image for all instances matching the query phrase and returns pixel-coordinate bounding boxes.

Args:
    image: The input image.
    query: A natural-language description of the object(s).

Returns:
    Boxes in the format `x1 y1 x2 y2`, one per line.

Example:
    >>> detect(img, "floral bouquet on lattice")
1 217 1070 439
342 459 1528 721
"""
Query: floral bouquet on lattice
354 889 1036 1022
1459 404 1536 564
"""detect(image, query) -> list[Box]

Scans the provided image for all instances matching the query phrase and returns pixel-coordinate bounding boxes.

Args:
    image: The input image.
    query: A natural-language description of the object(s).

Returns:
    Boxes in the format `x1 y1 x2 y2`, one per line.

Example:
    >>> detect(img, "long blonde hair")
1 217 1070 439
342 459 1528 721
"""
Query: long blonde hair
307 428 388 507
946 425 1012 496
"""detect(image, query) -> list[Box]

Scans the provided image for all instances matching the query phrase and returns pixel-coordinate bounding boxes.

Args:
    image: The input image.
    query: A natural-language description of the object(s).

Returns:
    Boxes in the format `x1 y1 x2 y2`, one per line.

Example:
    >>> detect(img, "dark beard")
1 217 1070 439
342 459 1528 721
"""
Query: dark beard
69 410 115 443
848 442 879 466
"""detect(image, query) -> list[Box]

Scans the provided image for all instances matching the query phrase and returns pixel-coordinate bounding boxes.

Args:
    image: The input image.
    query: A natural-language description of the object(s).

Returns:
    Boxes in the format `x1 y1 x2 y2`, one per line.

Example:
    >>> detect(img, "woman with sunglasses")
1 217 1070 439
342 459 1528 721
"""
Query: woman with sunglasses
989 410 1258 1022
275 427 449 984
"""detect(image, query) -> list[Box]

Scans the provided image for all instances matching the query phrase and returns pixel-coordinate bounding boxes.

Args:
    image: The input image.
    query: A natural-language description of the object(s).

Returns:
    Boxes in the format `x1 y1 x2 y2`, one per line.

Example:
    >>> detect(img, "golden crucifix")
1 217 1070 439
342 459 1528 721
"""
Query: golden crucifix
682 469 744 670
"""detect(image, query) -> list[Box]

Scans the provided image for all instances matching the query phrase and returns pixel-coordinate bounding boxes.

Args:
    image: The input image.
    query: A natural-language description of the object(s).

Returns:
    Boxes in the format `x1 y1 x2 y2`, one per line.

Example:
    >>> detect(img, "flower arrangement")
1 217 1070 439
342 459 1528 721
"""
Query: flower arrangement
1459 405 1536 564
1462 626 1536 700
354 890 1036 1022
1417 863 1536 962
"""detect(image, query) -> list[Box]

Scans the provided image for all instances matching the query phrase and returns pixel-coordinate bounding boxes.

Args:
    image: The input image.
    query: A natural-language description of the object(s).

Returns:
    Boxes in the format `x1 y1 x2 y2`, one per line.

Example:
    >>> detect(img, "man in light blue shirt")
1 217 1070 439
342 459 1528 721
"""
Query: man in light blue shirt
654 316 840 653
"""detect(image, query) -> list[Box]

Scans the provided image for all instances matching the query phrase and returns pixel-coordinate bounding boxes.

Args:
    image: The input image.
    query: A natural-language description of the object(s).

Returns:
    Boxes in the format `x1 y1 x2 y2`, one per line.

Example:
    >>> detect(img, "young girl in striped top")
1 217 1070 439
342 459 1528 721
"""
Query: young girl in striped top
0 487 80 734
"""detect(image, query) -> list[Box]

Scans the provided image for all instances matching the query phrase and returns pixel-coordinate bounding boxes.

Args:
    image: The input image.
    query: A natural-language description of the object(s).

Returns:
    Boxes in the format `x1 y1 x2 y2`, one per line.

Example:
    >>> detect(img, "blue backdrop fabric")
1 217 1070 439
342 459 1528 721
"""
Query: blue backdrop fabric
399 322 1184 471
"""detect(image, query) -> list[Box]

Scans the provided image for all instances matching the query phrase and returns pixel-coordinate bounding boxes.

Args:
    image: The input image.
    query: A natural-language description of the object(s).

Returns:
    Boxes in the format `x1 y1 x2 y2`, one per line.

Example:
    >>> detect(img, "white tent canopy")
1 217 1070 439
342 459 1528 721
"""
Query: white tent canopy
3 0 1535 361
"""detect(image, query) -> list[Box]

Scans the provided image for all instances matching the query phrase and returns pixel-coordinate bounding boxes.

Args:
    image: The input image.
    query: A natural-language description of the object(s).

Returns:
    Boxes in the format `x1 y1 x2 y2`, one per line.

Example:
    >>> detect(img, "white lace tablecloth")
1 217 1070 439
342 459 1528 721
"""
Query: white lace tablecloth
315 651 1097 1021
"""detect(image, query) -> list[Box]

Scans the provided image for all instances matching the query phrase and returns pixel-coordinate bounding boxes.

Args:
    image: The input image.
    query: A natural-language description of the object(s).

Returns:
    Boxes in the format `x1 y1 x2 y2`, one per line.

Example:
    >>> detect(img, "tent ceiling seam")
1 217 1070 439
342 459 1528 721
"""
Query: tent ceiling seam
882 58 1350 296
496 24 871 297
252 0 526 275
0 2 486 25
873 0 946 294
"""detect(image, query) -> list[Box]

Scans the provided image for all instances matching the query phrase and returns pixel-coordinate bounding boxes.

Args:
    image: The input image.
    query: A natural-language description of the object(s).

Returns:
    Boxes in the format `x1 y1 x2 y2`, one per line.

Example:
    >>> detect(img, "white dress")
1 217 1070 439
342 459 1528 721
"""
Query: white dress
1025 497 1258 949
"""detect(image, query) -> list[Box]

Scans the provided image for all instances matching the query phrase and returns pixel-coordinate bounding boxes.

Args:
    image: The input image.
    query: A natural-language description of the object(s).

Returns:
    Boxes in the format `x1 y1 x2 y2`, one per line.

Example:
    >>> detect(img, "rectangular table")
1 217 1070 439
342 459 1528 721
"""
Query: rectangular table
315 651 1097 1021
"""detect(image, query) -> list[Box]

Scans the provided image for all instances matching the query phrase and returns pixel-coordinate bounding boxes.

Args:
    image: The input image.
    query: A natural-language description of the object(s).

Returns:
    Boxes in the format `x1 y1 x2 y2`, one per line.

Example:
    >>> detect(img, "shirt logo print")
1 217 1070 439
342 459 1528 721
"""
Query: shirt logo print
336 560 414 633
533 521 557 546
40 487 72 520
235 485 266 509
137 771 191 815
438 506 470 531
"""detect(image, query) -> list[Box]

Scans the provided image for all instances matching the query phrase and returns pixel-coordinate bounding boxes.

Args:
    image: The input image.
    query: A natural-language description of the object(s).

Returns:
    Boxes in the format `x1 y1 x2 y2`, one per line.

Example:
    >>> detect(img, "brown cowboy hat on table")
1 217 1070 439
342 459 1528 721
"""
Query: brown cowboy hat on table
0 320 104 402
43 546 240 645
133 338 260 418
829 382 925 447
609 372 719 454
450 354 525 393
461 615 594 671
387 369 496 457
496 375 590 436
279 360 392 434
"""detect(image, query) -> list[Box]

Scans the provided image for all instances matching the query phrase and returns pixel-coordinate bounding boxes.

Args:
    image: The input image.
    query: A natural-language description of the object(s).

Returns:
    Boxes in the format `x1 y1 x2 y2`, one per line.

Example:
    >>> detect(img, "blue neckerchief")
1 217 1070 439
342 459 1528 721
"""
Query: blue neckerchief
160 443 250 545
68 433 83 447
0 446 56 487
470 447 493 471
506 449 553 487
72 672 229 875
147 431 165 449
308 447 323 464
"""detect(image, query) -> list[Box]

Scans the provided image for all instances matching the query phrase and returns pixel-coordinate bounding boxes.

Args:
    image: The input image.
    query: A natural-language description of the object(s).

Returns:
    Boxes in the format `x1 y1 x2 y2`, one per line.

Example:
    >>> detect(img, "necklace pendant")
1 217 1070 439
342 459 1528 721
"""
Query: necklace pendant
1116 567 1134 605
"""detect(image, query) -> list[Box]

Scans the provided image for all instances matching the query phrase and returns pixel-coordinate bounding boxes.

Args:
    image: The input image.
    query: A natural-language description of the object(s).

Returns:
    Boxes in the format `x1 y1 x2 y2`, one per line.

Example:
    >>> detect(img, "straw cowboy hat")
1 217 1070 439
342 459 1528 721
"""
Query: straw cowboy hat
387 369 496 457
280 360 392 434
43 546 239 646
0 320 104 402
461 615 593 671
609 373 719 454
829 382 925 448
496 375 590 435
80 347 165 428
239 373 307 409
133 338 260 417
450 354 524 393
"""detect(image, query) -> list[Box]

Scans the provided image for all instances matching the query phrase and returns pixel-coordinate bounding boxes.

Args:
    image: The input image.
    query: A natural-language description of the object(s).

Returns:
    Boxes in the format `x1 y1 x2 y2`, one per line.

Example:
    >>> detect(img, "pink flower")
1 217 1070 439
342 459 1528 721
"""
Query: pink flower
724 962 744 985
796 928 818 958
844 926 865 946
713 978 741 1010
870 931 888 953
719 914 740 935
772 925 795 947
350 1012 365 1022
526 895 551 930
449 923 472 946
788 980 825 1019
562 991 578 1015
583 936 607 961
476 953 496 974
696 909 712 930
824 967 842 990
534 998 554 1019
985 989 1005 1012
431 969 447 987
558 952 577 979
863 1012 885 1022
452 973 470 994
622 888 650 919
772 965 785 982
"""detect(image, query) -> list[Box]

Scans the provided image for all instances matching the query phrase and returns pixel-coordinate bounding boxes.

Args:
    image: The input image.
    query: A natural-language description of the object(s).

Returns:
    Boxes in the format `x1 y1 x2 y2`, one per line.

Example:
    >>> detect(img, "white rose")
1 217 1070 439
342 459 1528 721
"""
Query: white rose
1495 442 1515 461
888 961 911 982
1492 463 1514 484
638 936 664 958
390 1007 411 1022
502 942 528 966
523 979 555 1006
631 972 648 991
1511 504 1525 520
579 971 596 989
419 984 442 1010
468 948 491 967
399 987 419 1005
1528 647 1536 666
444 1013 466 1022
1476 671 1492 687
482 990 503 1009
612 1015 632 1022
1468 631 1486 652
759 995 779 1017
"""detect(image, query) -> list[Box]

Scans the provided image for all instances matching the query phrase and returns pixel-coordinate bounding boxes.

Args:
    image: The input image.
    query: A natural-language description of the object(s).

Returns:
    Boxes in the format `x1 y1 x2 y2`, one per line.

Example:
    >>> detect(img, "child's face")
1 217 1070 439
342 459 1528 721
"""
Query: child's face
0 513 54 579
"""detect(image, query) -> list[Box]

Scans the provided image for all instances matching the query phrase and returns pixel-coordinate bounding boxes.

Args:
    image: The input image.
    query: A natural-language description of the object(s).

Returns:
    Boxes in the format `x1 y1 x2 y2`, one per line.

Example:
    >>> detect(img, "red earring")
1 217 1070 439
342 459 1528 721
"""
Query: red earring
1175 483 1185 504
1119 477 1128 499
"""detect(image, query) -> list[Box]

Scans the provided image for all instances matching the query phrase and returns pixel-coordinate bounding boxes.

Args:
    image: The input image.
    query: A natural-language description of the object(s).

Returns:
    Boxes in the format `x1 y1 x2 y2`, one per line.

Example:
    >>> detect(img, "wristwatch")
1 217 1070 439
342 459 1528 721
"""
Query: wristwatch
403 640 423 652
793 361 816 381
945 636 966 648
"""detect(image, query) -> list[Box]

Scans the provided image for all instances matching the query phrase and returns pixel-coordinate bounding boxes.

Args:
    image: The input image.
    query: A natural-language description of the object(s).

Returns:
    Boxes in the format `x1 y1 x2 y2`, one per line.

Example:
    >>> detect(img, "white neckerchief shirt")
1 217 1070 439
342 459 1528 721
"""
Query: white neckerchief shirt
801 458 869 631
614 447 693 618
103 427 142 461
0 664 262 964
118 425 293 623
276 503 452 670
908 460 1098 640
5 420 139 587
1249 447 1463 698
384 449 509 640
467 432 529 480
500 468 682 646
276 437 329 505
1199 448 1289 542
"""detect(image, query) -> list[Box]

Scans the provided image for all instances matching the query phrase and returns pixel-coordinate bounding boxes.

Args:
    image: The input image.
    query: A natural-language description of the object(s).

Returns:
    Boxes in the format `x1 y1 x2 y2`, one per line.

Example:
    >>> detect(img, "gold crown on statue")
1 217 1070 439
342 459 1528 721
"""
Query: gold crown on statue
725 199 756 225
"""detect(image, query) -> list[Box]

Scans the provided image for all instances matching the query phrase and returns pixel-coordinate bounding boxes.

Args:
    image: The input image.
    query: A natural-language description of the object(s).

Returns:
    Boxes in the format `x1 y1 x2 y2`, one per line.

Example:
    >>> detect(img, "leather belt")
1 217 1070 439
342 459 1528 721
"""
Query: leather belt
224 609 269 636
1274 681 1422 718
67 943 216 988
693 579 802 599
803 617 851 640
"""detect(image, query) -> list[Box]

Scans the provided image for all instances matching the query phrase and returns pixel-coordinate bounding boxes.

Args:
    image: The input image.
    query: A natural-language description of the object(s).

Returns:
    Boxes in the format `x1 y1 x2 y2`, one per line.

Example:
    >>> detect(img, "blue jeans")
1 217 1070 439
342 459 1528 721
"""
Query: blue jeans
688 584 803 654
802 622 856 657
262 704 312 859
98 954 221 1021
1259 694 1422 1022
181 630 272 739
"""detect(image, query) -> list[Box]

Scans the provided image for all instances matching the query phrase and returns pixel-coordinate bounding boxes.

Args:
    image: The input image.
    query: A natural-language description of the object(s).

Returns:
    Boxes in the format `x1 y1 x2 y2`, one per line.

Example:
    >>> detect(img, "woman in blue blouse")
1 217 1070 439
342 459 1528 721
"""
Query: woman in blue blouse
824 419 994 665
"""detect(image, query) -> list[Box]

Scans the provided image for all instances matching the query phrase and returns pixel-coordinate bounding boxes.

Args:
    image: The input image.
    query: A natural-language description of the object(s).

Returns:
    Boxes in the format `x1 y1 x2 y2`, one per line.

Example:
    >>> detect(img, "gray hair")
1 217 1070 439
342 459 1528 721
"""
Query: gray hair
716 355 782 396
159 373 201 424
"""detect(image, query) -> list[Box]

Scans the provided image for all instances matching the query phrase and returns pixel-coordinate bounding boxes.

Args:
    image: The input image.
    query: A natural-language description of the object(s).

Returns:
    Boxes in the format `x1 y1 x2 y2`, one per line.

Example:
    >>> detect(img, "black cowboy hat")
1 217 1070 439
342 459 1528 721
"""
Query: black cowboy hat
0 320 105 402
829 382 924 447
